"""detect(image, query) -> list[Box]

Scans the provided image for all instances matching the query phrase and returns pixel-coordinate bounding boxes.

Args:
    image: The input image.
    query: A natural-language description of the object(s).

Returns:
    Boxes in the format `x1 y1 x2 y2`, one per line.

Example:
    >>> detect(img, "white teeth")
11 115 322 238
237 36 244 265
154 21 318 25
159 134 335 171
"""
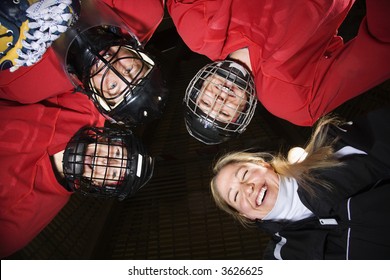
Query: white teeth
256 186 267 206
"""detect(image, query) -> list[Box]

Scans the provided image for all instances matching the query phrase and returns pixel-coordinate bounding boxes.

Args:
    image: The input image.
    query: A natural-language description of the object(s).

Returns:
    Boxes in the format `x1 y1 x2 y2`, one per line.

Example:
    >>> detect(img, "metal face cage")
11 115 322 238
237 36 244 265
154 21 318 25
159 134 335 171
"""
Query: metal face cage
87 45 154 112
183 60 257 144
63 126 154 200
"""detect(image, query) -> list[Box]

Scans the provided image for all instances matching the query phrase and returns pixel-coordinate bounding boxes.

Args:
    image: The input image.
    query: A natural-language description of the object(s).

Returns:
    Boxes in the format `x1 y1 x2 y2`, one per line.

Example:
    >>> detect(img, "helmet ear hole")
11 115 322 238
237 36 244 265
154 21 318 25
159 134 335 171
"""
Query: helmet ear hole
63 141 86 177
183 60 257 145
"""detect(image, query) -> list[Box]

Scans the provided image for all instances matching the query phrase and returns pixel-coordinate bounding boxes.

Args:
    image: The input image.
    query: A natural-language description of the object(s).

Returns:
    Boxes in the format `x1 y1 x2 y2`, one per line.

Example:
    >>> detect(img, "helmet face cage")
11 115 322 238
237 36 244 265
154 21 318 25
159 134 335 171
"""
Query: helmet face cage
52 0 168 125
184 60 257 143
87 45 155 113
63 126 154 200
64 26 168 125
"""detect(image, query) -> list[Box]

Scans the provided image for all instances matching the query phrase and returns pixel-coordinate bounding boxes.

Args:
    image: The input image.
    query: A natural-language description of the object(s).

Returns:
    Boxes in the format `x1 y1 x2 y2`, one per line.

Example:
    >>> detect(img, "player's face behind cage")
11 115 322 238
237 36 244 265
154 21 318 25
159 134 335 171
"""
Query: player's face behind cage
82 140 128 187
63 126 155 200
62 26 168 125
52 0 168 125
65 135 130 197
88 45 153 111
184 61 257 144
196 73 248 124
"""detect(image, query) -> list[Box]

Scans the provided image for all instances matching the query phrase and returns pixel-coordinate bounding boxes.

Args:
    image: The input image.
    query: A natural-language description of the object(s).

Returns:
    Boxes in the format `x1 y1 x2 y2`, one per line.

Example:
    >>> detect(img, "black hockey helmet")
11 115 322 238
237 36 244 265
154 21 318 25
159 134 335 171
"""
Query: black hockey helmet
183 60 257 145
63 126 154 201
52 0 168 125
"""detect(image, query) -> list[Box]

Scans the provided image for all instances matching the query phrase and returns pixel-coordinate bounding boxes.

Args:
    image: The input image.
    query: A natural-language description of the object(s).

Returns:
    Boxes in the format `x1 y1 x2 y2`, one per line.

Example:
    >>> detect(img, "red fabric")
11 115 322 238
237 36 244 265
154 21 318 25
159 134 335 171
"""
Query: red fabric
167 0 390 126
0 0 165 104
0 95 105 258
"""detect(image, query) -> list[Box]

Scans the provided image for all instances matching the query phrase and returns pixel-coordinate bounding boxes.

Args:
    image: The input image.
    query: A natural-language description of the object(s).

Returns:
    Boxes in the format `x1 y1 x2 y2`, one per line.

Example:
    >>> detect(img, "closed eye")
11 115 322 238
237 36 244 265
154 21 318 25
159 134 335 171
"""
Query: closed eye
234 191 238 202
220 111 230 118
200 100 210 108
242 170 248 181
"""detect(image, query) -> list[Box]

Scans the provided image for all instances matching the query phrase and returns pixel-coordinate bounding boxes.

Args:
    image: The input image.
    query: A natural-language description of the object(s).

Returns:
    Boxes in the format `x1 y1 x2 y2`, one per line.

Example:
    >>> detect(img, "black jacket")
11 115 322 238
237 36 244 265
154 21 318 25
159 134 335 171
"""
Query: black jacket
259 108 390 259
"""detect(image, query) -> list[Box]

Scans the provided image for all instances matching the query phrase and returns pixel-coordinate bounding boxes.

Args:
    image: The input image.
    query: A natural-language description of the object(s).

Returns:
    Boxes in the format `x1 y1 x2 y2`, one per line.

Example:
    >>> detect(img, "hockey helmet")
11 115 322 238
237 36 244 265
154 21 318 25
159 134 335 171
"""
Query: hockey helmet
52 0 168 125
63 126 154 201
183 60 257 145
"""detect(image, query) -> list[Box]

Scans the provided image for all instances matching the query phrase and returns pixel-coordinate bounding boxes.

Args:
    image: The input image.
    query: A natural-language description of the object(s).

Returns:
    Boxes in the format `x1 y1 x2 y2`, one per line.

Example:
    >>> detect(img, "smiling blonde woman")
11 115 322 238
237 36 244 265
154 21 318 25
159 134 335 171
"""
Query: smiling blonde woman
210 108 390 259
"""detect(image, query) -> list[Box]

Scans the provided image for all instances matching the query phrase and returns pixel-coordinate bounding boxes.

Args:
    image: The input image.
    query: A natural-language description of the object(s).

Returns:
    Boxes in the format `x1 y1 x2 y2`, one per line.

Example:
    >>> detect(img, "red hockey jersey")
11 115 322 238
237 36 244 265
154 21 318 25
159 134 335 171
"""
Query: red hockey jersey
0 94 105 258
168 0 390 125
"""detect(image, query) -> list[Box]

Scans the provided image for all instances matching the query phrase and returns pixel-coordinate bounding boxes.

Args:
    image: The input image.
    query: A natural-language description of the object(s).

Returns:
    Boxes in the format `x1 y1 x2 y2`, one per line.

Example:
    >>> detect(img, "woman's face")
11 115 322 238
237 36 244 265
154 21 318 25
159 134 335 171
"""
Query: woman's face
196 74 248 123
90 46 151 107
83 142 128 186
215 162 279 220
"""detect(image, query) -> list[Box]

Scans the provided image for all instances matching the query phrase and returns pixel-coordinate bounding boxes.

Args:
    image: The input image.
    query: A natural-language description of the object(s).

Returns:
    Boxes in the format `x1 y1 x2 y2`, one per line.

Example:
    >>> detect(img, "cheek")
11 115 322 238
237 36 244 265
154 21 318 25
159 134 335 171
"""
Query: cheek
201 94 214 107
240 207 259 220
236 199 254 216
204 84 218 96
237 89 247 100
239 200 268 220
266 187 279 209
139 66 148 78
254 169 269 181
135 60 144 70
225 99 240 110
91 75 102 87
83 165 92 178
237 102 246 113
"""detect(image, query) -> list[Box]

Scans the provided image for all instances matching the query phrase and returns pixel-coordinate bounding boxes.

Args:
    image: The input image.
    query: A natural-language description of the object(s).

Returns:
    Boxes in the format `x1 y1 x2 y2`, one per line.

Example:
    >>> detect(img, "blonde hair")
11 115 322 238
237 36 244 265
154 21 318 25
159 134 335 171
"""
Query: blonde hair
210 115 344 227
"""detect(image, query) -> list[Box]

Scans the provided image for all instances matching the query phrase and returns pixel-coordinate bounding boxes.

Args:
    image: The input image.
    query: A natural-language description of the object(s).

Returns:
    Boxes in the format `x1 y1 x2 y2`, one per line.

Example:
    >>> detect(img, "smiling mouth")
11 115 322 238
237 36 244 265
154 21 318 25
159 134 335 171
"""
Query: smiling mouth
216 84 235 96
256 186 267 206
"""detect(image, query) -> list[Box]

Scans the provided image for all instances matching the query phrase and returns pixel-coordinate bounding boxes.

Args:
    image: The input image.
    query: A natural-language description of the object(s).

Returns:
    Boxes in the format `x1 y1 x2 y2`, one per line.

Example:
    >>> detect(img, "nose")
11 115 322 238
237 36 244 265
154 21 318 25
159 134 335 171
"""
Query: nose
243 182 255 195
216 88 229 102
96 155 107 166
92 156 108 176
117 60 128 74
114 59 133 78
